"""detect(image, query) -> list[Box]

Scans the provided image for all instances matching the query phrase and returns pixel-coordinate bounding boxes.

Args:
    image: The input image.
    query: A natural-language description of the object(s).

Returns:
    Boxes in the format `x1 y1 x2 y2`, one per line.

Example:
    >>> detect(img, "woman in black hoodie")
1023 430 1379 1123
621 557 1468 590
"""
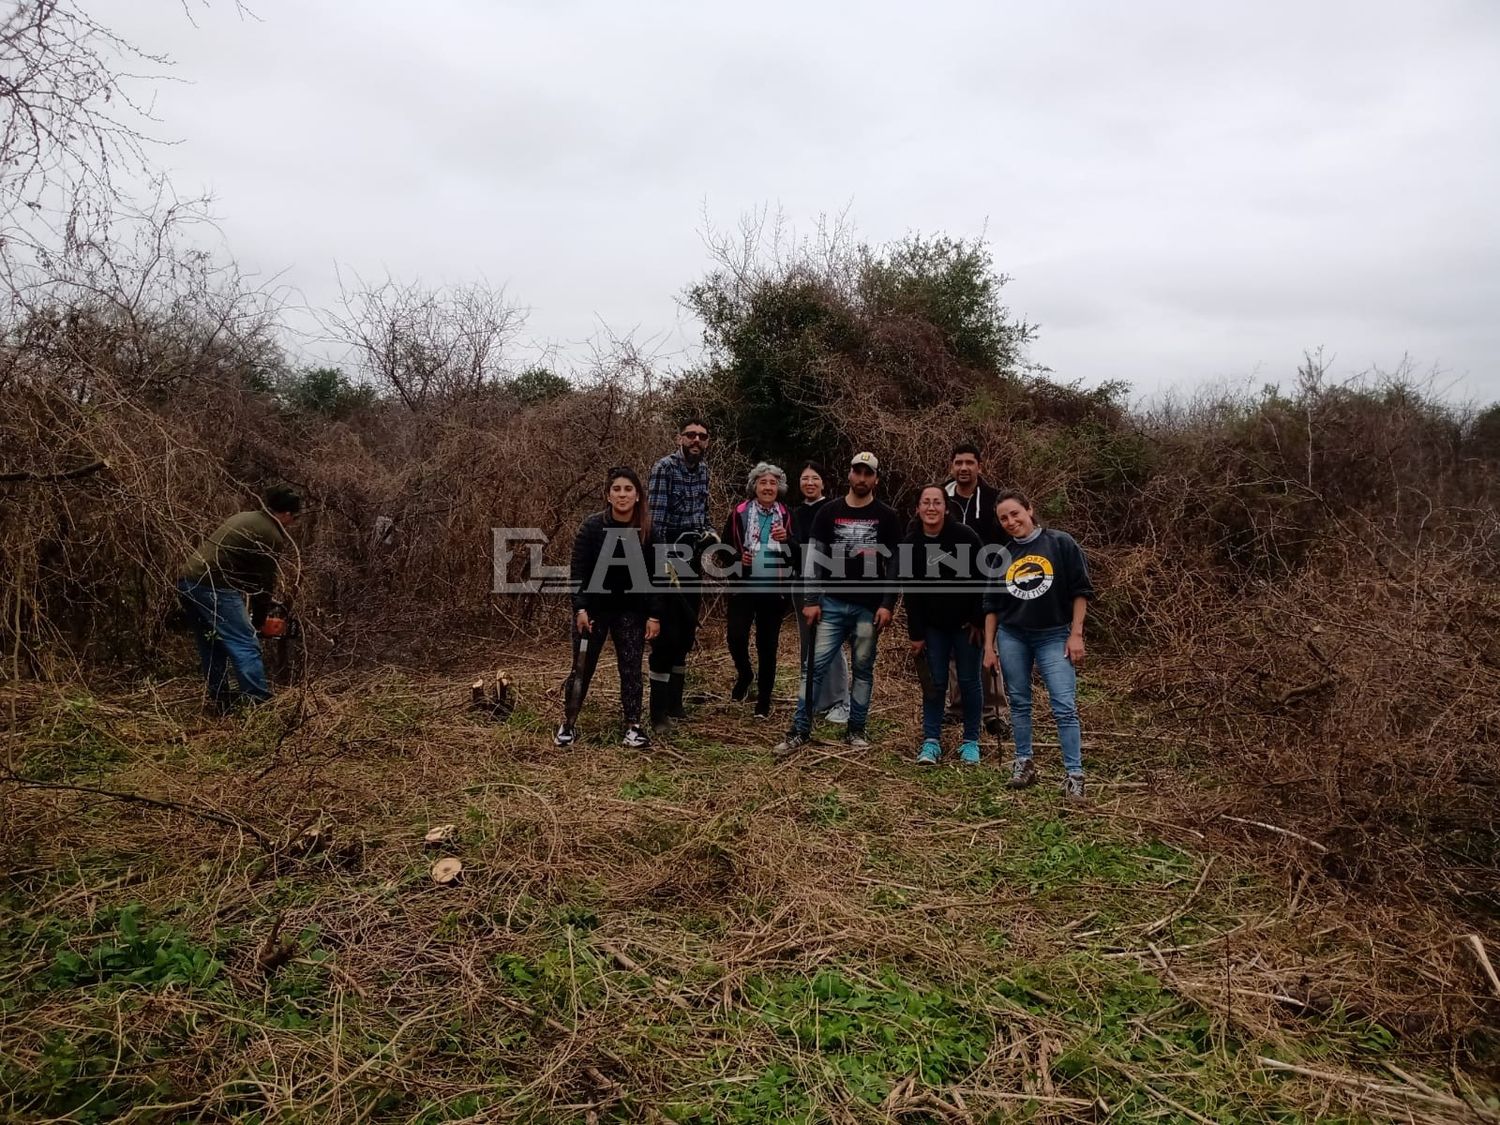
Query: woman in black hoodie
555 467 660 748
902 485 987 766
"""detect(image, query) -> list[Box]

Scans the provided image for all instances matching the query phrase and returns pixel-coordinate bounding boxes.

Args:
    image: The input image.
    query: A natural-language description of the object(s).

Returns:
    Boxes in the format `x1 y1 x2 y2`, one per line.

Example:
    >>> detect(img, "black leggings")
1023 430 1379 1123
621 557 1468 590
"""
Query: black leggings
563 610 646 725
727 592 788 709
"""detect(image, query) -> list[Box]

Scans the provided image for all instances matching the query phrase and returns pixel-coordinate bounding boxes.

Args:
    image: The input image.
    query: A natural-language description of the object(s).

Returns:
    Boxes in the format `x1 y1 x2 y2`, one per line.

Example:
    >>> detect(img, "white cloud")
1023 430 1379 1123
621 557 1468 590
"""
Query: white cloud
91 0 1500 396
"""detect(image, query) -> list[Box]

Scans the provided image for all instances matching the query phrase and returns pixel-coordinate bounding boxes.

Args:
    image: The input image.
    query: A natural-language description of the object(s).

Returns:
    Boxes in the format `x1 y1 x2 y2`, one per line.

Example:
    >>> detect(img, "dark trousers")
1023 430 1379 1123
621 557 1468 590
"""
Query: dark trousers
563 609 647 726
649 587 702 719
726 592 788 712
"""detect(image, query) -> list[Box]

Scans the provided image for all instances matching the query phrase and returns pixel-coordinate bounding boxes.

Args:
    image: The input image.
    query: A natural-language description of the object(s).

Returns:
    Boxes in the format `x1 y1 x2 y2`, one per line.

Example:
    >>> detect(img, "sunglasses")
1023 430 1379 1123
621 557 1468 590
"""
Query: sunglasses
681 430 710 441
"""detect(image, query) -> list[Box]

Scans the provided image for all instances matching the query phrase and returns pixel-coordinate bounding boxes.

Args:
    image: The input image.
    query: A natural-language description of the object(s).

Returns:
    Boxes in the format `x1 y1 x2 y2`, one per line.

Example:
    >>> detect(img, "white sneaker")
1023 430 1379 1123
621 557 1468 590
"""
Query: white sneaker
823 703 850 725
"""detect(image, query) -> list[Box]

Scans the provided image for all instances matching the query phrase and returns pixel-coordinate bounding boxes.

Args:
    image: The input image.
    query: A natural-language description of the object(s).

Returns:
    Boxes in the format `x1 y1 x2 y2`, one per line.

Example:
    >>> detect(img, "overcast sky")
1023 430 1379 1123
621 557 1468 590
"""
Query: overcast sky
98 0 1499 400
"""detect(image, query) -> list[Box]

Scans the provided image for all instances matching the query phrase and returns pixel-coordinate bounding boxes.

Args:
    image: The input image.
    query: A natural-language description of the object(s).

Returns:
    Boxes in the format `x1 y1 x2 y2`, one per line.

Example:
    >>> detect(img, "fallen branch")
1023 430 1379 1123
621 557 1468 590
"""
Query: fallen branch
1257 1057 1500 1120
0 771 274 847
1218 814 1329 853
0 459 108 483
1139 856 1215 935
1463 934 1500 999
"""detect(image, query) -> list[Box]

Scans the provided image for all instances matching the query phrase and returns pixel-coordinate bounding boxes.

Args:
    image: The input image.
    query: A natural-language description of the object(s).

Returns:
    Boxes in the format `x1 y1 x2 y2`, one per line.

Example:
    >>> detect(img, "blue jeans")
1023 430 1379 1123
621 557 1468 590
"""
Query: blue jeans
793 598 879 735
176 579 272 706
923 627 982 742
996 624 1082 773
794 594 848 712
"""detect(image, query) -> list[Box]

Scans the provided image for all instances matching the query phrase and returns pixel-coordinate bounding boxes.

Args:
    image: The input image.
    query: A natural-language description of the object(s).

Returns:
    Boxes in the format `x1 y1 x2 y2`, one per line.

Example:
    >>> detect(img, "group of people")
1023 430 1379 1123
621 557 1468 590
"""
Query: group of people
555 421 1095 798
170 420 1094 796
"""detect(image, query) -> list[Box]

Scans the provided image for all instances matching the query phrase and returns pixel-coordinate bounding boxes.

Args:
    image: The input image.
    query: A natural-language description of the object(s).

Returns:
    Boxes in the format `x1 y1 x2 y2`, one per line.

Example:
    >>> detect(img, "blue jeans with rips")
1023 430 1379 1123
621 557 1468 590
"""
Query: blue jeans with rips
176 579 272 707
996 623 1082 774
922 626 982 742
792 597 879 735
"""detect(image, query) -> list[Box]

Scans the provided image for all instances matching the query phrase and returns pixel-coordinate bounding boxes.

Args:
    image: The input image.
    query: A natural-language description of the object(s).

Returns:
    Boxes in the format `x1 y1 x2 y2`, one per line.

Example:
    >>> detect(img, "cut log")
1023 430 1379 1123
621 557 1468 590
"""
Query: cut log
424 824 457 847
431 856 463 885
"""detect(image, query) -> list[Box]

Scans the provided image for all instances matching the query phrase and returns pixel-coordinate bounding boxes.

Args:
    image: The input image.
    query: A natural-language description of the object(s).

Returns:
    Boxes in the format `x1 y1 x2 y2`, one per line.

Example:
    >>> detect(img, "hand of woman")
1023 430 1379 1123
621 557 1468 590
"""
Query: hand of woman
741 550 753 567
983 647 999 674
1066 632 1085 666
770 523 788 542
909 638 926 655
645 617 660 641
575 610 592 634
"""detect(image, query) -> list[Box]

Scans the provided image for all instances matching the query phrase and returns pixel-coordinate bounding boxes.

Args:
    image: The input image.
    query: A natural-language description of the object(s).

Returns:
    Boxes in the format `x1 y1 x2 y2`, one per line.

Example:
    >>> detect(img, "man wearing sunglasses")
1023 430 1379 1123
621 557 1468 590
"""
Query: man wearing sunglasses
646 419 713 732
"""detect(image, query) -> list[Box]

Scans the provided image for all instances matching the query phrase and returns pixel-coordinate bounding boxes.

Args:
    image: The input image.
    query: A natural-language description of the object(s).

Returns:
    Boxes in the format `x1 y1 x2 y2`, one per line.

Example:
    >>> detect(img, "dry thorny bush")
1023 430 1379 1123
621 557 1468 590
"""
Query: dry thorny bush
2 227 1500 1117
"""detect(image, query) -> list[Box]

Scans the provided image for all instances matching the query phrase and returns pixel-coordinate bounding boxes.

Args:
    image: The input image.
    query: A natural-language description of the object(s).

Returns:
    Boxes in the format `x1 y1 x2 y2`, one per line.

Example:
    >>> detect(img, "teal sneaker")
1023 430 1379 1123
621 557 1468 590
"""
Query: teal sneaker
958 740 981 765
916 739 942 766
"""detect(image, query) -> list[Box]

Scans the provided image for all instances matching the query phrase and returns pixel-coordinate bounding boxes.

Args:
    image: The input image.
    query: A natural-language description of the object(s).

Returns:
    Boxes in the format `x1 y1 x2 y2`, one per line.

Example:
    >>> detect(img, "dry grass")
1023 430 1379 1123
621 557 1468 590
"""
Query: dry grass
3 631 1499 1124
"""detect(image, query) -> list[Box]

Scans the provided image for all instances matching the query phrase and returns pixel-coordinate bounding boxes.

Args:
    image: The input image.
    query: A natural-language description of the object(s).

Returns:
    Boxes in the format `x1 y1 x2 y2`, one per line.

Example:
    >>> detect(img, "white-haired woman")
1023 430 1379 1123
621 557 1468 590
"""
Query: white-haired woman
721 462 793 720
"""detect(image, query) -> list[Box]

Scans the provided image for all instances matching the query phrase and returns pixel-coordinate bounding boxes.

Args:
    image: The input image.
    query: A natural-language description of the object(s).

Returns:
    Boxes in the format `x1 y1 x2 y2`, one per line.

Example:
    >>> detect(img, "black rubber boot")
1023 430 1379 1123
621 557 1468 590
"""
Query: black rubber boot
668 672 689 720
649 677 672 733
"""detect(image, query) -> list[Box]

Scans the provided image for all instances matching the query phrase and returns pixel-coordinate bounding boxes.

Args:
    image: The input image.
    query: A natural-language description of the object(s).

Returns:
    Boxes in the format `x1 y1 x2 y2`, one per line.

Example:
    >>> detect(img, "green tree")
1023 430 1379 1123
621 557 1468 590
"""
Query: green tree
507 366 573 406
279 366 375 418
858 235 1033 376
684 230 1033 466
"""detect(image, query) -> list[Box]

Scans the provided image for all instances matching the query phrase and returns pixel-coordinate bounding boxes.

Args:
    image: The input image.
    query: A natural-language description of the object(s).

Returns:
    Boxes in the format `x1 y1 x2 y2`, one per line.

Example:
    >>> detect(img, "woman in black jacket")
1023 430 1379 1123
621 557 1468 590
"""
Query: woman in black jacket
789 461 850 723
555 467 661 748
902 485 987 766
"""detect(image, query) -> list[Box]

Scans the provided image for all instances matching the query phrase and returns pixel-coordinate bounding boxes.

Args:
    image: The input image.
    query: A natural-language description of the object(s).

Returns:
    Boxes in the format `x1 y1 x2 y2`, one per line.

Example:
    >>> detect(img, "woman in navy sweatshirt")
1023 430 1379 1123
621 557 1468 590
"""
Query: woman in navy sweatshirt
555 467 661 749
982 490 1095 799
902 485 987 766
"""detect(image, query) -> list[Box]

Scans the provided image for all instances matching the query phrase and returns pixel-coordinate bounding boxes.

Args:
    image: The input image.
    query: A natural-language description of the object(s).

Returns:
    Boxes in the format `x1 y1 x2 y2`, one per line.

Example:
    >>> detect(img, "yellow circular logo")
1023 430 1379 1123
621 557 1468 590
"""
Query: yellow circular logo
1005 554 1054 600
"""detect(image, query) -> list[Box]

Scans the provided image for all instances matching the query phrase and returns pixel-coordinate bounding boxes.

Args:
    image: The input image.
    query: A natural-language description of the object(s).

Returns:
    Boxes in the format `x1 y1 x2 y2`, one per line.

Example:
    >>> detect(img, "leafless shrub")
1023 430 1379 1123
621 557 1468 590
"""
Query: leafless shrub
323 275 525 413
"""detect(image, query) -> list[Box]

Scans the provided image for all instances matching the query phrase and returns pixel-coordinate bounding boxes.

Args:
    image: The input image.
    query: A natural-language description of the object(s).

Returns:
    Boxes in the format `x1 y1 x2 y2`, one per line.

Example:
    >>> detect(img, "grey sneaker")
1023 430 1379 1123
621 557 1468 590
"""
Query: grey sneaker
1063 772 1086 802
773 730 810 759
843 729 871 750
1006 757 1038 789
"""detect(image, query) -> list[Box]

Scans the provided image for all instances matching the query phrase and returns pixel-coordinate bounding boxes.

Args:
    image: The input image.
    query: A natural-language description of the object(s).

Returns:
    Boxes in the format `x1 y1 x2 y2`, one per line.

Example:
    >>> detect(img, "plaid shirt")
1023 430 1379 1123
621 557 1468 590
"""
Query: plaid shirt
647 450 709 539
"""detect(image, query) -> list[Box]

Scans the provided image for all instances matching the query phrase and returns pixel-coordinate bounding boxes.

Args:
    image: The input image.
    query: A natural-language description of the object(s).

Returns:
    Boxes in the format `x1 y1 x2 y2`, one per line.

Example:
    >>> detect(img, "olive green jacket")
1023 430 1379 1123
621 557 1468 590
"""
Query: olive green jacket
180 510 289 618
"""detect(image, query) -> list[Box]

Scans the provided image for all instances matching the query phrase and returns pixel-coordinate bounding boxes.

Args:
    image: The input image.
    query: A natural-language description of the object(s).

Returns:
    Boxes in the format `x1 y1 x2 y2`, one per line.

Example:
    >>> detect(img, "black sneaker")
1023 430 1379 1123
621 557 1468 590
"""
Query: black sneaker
622 725 651 749
730 674 753 703
773 730 810 759
553 723 576 747
843 729 871 749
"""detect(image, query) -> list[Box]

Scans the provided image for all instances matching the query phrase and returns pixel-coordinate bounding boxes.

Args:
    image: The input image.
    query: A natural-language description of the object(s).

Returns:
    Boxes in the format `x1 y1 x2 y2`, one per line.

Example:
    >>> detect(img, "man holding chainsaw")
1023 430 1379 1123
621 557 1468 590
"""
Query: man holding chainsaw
645 418 713 734
176 486 299 711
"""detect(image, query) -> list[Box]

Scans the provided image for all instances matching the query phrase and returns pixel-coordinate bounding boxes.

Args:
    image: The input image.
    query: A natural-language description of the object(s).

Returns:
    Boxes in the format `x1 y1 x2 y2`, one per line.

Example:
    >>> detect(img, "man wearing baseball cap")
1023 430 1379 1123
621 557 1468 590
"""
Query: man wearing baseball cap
775 451 902 757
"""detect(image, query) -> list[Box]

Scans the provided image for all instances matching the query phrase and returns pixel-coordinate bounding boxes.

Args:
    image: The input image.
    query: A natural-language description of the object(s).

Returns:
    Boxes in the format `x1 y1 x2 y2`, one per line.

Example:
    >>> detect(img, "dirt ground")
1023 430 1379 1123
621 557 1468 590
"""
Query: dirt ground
3 627 1498 1123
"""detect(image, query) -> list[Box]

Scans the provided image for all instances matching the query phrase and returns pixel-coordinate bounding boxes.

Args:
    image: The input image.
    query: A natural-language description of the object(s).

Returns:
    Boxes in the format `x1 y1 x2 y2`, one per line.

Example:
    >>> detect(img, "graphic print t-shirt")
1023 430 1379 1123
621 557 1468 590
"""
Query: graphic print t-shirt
981 527 1094 629
804 497 903 612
